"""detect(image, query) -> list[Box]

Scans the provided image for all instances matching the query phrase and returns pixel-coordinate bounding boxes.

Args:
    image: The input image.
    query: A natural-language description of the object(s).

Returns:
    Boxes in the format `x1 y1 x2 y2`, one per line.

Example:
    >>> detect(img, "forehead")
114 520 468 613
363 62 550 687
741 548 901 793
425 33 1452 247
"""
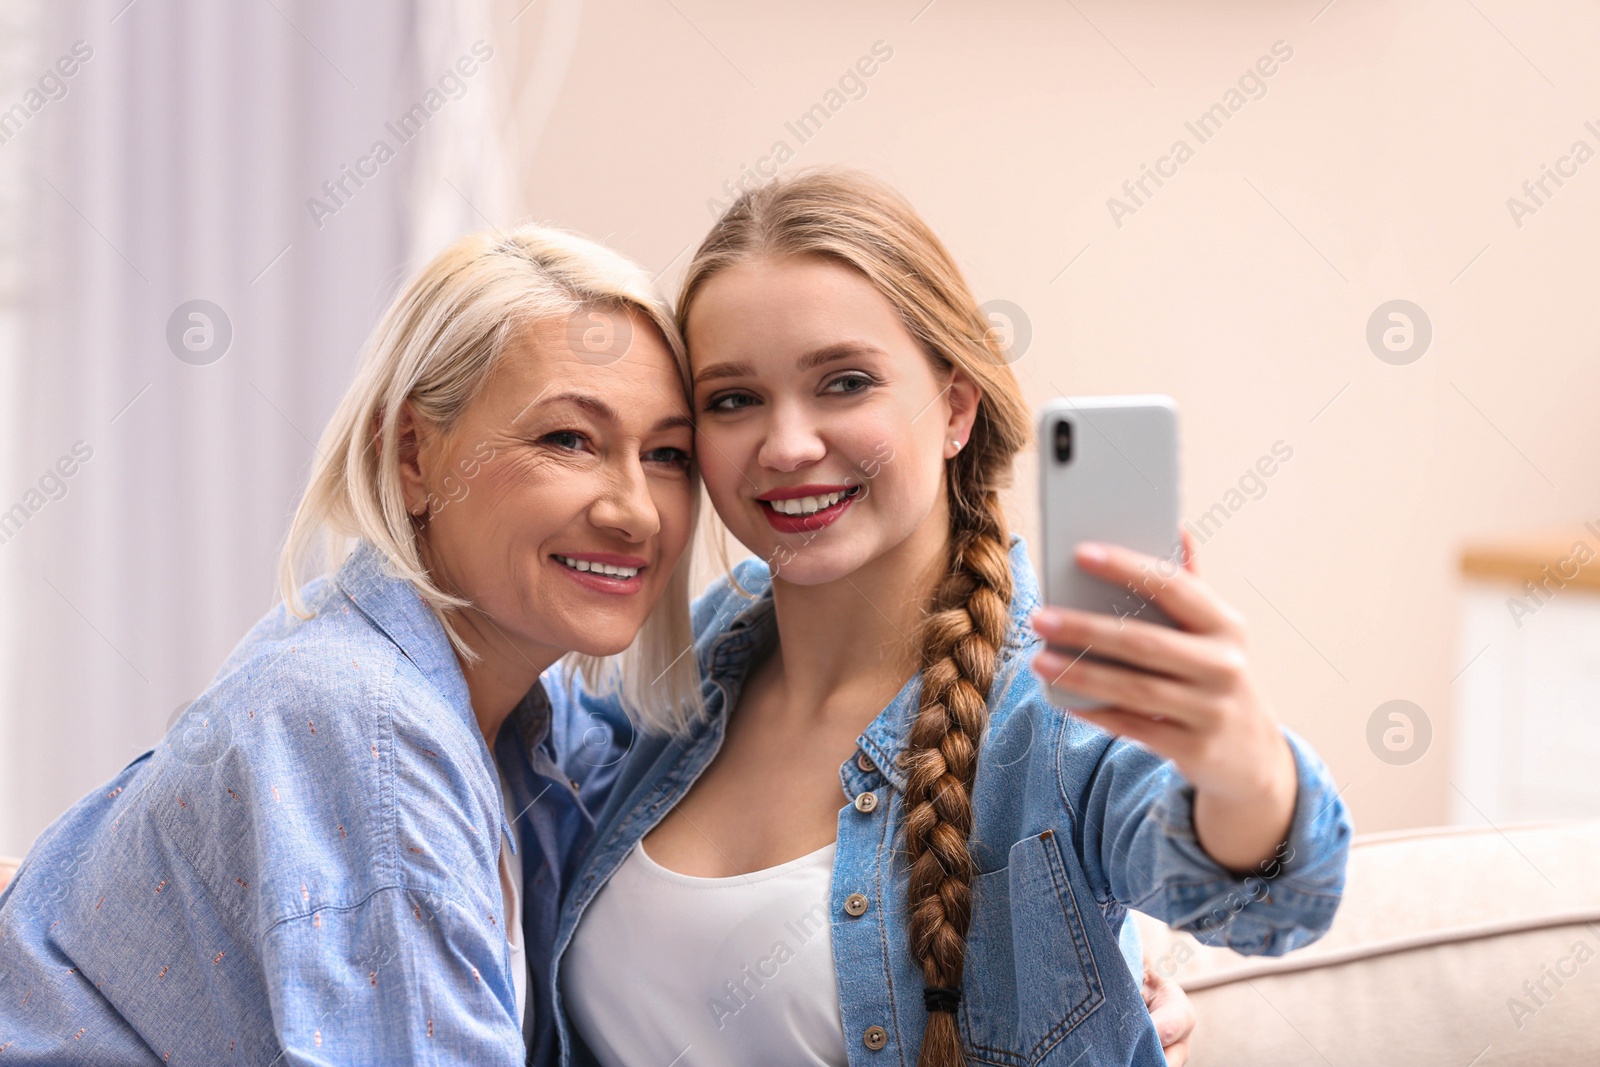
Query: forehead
686 255 914 367
489 311 691 424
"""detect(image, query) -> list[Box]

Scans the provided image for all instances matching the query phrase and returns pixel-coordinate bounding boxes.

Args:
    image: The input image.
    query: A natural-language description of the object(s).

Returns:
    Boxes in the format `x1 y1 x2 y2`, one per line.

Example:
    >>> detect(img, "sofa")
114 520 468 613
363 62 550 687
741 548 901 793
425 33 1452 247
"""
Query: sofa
3 822 1597 1062
1133 820 1600 1065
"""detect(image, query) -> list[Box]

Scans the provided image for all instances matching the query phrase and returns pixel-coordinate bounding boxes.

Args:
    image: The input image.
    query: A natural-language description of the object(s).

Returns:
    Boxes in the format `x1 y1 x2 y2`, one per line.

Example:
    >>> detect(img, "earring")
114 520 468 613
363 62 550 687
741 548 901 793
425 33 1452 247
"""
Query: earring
951 439 963 452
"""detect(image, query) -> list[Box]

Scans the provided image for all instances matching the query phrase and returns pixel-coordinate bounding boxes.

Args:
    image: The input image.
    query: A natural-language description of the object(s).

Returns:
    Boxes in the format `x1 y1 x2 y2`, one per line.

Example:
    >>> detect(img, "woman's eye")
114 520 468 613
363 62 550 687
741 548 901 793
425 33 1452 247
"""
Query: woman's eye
542 430 588 451
824 372 876 395
647 447 692 469
705 391 757 413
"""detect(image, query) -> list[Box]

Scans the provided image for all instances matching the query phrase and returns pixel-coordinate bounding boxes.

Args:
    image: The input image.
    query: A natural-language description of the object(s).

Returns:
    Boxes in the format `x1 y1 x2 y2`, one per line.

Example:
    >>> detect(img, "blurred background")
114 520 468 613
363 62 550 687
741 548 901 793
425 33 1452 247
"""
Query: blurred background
3 0 1599 861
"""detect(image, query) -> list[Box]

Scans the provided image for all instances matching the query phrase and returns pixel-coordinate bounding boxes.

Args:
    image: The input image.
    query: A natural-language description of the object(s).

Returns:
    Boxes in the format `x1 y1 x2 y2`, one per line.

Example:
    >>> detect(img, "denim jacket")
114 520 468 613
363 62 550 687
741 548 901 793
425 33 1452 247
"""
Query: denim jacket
0 542 615 1066
548 538 1352 1066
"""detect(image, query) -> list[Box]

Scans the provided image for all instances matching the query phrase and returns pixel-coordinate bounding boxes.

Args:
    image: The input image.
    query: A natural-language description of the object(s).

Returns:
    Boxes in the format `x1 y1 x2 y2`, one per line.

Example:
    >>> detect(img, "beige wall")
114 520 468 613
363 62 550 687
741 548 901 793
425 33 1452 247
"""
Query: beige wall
496 0 1600 833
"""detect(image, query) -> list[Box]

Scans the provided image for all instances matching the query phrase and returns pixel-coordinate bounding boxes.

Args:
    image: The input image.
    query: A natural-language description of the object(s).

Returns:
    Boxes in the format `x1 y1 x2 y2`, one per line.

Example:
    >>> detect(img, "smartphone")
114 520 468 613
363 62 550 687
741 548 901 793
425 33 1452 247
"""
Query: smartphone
1038 395 1182 710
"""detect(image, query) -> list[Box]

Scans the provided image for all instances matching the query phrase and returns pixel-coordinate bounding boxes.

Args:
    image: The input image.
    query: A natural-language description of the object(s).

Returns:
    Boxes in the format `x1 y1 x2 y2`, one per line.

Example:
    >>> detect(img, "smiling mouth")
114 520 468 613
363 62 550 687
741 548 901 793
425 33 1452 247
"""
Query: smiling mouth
762 486 860 516
553 555 642 580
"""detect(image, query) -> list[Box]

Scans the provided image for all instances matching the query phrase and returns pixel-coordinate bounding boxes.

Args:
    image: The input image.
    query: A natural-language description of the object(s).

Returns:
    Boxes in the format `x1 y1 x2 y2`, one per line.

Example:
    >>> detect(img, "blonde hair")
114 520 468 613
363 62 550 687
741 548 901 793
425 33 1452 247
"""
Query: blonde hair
678 169 1031 1067
279 224 703 730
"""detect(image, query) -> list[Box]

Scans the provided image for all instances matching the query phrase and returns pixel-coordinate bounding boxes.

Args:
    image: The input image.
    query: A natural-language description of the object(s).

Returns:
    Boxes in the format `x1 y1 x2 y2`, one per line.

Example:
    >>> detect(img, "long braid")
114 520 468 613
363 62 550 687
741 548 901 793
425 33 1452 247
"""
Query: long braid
901 484 1012 1066
676 167 1034 1067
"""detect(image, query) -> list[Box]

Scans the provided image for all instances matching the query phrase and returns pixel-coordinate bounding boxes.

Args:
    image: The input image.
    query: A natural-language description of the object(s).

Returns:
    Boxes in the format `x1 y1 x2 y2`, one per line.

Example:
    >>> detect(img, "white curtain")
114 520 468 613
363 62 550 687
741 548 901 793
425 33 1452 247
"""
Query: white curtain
0 0 509 856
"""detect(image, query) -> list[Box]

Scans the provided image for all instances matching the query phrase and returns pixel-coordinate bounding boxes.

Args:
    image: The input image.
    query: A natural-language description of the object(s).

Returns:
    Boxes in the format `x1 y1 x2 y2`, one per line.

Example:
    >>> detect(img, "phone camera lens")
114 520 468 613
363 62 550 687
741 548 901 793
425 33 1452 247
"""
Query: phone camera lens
1054 419 1073 464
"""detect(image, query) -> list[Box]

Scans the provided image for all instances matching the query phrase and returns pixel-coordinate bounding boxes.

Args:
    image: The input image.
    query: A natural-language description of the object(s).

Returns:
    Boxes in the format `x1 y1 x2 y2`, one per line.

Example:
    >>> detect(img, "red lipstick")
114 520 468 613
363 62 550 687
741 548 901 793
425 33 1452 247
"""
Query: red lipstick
756 484 860 534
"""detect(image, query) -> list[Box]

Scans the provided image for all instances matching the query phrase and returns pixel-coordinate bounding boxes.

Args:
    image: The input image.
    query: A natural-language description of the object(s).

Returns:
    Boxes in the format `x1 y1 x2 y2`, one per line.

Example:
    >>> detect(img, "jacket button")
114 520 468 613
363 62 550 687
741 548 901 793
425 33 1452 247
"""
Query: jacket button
863 1025 888 1050
853 791 879 813
856 751 875 773
844 892 869 917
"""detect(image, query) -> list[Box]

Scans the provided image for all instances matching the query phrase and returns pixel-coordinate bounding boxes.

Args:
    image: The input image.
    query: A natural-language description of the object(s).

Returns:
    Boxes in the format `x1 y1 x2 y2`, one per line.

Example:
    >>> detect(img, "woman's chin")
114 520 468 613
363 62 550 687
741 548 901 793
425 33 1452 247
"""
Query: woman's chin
539 593 651 659
559 629 637 660
763 546 868 587
566 633 633 659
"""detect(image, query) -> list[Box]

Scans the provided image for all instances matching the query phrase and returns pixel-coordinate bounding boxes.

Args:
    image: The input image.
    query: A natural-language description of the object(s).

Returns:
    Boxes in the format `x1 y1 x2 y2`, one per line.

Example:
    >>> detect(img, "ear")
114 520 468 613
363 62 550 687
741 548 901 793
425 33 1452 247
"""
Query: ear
943 366 982 460
395 401 432 517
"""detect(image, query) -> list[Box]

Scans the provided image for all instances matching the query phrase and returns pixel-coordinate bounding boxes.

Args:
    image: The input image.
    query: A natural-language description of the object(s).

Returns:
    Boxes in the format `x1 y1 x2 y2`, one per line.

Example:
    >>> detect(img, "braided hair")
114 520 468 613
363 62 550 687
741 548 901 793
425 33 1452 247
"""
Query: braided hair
679 169 1032 1066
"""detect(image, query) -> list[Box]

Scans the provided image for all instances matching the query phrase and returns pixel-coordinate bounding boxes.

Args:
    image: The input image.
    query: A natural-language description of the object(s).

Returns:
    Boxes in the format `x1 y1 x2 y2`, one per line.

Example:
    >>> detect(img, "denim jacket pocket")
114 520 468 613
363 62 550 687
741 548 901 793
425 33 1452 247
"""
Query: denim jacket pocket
961 830 1106 1066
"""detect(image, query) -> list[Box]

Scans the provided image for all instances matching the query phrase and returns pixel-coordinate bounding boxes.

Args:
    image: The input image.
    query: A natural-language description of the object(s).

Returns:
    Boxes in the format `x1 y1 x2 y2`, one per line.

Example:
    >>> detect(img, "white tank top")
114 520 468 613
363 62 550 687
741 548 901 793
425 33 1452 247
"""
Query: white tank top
496 770 532 1049
562 839 849 1067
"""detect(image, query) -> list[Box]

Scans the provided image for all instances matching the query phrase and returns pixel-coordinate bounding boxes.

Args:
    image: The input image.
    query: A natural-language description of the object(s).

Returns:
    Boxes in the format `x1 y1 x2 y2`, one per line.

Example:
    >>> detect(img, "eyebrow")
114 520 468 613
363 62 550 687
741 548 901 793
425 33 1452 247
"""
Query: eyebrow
694 341 887 384
537 391 692 434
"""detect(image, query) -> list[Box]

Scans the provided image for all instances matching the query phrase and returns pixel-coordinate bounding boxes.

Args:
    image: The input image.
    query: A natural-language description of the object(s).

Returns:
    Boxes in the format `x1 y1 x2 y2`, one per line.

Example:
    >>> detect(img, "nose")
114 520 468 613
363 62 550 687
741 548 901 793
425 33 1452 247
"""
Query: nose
755 400 826 473
589 451 661 544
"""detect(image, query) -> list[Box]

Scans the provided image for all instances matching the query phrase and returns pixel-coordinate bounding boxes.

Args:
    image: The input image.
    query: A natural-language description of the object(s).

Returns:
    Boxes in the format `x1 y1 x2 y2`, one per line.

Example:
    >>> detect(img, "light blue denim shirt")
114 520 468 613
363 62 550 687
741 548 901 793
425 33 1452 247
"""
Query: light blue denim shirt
0 542 617 1066
548 537 1353 1066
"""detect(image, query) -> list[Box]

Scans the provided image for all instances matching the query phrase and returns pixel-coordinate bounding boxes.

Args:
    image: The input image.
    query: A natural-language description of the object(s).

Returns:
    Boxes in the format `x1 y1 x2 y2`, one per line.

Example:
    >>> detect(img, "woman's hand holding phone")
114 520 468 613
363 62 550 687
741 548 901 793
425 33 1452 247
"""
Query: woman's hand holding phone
1029 529 1299 875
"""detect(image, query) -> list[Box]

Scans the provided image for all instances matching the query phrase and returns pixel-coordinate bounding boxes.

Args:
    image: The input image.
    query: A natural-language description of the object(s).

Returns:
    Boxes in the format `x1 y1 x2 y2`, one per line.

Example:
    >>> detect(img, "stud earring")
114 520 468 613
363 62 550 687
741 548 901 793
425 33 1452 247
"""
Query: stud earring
951 439 963 452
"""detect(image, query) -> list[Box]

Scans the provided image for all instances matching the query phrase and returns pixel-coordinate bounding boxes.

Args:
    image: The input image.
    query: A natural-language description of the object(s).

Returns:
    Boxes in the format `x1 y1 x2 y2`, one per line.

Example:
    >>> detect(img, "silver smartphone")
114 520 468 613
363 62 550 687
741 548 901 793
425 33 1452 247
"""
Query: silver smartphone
1038 395 1182 710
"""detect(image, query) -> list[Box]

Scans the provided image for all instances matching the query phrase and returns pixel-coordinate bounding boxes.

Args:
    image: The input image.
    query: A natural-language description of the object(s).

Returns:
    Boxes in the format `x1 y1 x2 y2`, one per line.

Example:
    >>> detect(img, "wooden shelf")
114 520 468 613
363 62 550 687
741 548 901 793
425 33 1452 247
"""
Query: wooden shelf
1459 522 1600 593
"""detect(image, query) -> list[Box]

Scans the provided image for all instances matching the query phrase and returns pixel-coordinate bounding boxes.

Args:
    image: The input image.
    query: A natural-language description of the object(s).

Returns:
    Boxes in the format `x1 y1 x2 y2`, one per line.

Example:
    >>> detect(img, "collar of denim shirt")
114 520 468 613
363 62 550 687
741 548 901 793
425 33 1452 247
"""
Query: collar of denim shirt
333 539 523 854
702 535 1044 798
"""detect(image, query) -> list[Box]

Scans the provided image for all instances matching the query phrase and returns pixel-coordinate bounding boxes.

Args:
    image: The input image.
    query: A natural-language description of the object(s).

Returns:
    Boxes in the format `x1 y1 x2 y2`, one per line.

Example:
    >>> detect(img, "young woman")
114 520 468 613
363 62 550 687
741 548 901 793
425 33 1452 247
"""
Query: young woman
0 226 701 1065
549 171 1352 1067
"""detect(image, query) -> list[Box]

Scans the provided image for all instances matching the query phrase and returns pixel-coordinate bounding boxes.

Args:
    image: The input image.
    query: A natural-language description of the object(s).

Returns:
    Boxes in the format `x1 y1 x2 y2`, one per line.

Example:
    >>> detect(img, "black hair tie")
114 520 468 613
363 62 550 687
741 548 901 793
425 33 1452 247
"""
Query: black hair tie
923 985 962 1013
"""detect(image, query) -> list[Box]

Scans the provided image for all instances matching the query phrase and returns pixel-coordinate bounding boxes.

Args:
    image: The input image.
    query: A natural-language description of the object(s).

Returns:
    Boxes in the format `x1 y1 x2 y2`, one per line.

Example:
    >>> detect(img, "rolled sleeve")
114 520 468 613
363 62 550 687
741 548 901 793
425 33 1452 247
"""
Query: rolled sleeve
1083 726 1352 957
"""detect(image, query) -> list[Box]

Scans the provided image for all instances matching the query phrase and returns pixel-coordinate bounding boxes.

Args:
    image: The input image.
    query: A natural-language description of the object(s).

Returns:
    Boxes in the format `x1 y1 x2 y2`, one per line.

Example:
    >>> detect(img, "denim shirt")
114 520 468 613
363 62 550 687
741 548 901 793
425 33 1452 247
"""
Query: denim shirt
0 542 615 1066
548 537 1353 1066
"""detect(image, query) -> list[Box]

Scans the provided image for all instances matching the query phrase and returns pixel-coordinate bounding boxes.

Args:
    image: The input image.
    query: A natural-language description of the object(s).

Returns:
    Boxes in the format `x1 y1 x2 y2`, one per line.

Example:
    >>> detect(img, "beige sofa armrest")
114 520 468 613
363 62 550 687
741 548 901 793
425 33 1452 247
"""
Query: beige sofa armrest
1134 821 1600 1066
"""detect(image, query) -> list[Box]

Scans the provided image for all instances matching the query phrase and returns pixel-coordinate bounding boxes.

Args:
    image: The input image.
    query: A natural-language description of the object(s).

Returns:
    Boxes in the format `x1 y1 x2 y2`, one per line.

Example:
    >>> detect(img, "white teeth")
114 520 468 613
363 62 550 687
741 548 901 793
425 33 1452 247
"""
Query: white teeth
770 489 853 516
556 555 639 579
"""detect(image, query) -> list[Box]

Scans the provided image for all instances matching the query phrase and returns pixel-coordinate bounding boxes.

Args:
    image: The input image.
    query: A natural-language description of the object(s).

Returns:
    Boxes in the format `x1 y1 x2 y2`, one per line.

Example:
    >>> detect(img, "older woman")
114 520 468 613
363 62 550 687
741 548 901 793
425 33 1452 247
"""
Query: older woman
0 226 698 1065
